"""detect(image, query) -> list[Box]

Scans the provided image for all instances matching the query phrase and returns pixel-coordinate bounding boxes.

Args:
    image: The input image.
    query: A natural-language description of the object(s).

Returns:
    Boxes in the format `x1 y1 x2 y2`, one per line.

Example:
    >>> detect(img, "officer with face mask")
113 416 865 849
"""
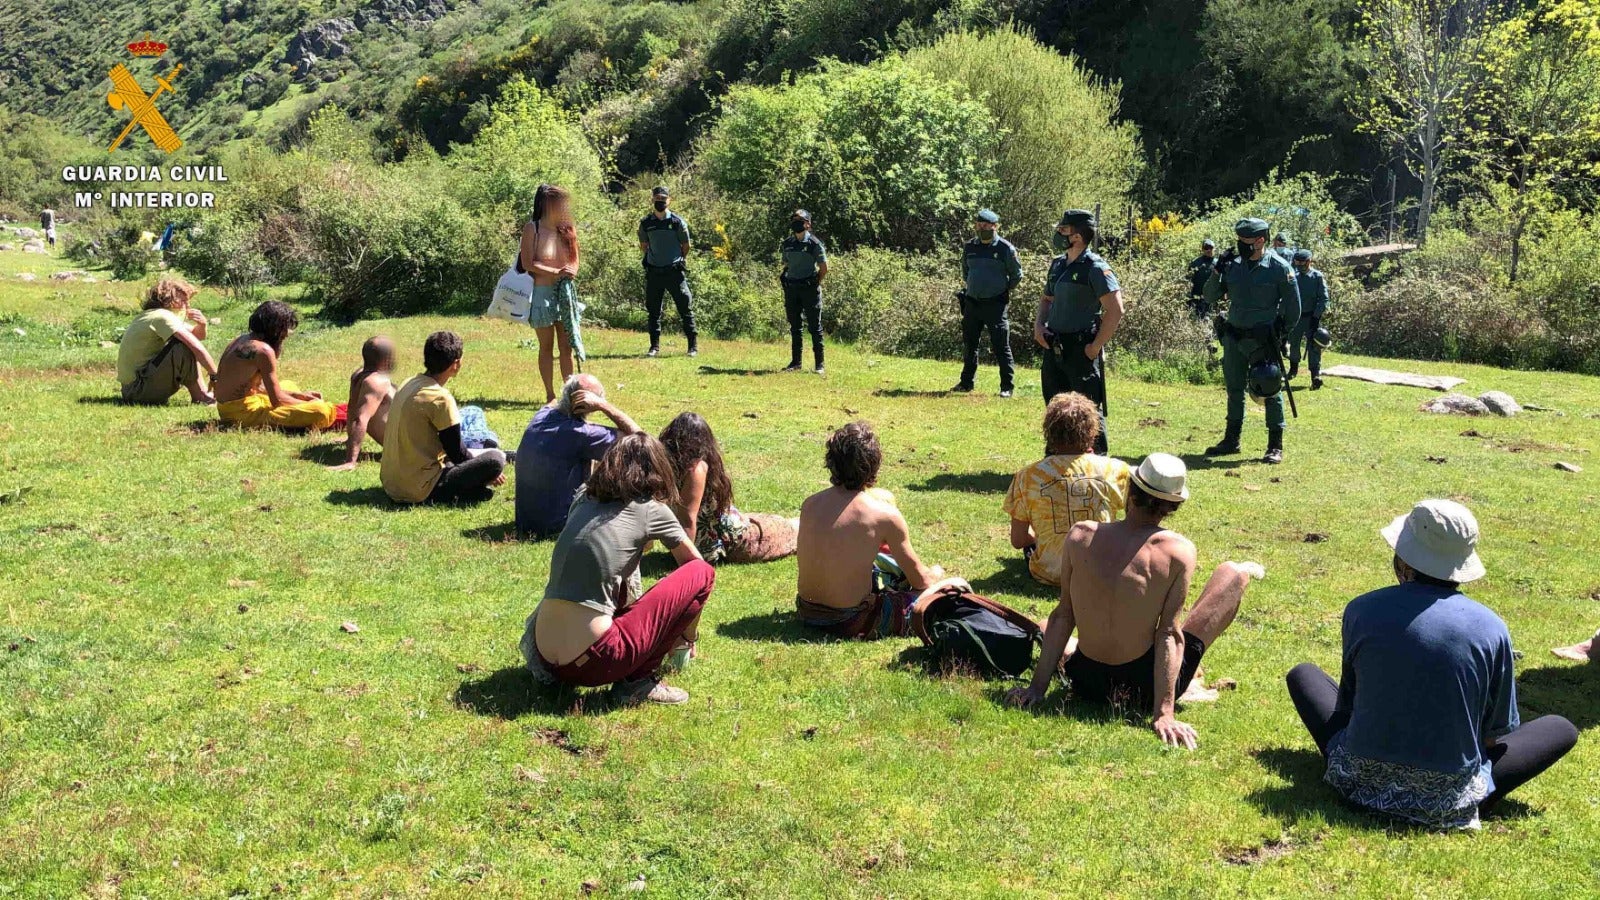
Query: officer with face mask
780 209 828 374
952 208 1023 397
1187 238 1217 318
638 186 697 358
1288 248 1330 390
1034 209 1124 454
1271 232 1295 266
1202 217 1302 463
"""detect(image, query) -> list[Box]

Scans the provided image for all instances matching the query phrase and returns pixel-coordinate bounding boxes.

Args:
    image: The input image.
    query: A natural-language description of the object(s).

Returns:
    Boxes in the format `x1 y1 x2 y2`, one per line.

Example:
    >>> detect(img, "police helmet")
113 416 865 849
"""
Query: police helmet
1313 325 1333 349
1247 360 1284 399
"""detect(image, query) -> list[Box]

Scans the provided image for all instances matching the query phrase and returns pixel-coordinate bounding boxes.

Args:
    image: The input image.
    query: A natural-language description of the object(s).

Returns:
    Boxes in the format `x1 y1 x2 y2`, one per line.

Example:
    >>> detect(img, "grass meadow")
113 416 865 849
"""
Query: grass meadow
2 247 1599 897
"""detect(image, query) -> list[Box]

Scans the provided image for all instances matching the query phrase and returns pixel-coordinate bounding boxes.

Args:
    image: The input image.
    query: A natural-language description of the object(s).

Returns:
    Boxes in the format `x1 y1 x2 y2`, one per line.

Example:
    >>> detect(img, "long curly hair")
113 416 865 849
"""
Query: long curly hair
659 412 734 517
247 300 299 356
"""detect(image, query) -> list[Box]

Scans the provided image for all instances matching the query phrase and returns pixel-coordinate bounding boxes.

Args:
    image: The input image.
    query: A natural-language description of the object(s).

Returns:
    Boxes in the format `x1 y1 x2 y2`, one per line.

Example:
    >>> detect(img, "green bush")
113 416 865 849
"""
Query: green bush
698 60 1001 252
903 27 1144 250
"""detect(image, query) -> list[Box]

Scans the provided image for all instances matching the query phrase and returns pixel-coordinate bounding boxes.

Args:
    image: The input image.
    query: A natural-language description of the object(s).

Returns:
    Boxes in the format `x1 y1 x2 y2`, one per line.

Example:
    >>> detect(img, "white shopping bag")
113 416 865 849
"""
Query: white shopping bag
486 260 535 324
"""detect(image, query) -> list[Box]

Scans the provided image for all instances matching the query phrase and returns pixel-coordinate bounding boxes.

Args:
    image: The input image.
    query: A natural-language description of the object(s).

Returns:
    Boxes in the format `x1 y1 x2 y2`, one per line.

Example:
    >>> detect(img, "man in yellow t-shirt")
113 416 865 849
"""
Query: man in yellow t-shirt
1005 392 1130 586
381 331 507 504
116 277 217 405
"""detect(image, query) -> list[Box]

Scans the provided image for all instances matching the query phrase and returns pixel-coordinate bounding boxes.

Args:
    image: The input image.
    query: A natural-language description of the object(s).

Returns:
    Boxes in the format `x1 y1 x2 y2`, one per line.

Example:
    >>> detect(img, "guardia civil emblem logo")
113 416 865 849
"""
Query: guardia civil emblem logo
107 34 184 153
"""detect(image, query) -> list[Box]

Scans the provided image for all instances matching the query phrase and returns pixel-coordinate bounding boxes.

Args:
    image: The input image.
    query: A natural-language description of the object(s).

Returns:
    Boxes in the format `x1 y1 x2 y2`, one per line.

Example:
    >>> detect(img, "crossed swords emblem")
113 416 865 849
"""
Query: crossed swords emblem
107 62 184 153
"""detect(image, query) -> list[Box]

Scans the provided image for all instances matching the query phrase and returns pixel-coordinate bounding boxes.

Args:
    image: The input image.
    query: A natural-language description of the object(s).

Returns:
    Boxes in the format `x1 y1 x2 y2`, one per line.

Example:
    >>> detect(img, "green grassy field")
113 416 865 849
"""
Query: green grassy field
2 247 1599 898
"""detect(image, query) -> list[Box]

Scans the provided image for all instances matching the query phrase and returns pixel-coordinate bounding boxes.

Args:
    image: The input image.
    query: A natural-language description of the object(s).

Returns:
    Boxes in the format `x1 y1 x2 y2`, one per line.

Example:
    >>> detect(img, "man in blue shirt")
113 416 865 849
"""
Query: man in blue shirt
780 209 828 375
952 208 1023 397
638 186 697 358
1186 239 1217 318
1286 500 1577 830
1288 248 1330 389
514 374 641 537
1035 209 1123 455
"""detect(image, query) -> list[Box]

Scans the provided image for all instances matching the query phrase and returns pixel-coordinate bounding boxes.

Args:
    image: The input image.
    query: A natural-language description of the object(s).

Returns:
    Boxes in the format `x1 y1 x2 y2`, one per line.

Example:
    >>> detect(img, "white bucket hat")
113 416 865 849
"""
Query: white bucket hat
1381 499 1486 583
1130 453 1189 503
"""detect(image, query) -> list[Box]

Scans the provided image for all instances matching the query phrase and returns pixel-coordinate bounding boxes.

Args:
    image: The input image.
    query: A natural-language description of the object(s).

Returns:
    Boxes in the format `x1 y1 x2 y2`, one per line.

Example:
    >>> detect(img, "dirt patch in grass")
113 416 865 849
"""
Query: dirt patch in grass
1222 837 1296 866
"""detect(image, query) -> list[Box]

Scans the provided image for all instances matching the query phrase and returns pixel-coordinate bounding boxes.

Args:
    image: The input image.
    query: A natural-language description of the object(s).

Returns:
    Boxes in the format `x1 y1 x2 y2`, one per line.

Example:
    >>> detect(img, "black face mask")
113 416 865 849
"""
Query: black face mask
653 200 668 212
1237 239 1257 258
791 220 807 233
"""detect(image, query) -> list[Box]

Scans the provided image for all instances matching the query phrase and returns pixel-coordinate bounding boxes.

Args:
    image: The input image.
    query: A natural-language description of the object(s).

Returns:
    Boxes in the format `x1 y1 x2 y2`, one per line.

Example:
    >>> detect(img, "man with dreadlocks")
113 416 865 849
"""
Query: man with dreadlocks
213 300 341 431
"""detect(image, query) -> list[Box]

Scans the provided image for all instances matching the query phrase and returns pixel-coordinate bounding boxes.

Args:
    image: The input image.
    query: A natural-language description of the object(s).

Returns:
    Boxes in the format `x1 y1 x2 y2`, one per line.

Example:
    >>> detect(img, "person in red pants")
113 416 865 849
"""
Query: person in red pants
521 432 715 705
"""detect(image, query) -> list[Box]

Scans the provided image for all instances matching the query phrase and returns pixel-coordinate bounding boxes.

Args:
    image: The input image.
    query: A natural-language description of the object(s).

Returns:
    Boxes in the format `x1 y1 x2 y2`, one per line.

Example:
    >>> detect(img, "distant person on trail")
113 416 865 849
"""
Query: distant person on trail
521 432 715 707
1285 500 1577 830
380 331 507 504
1008 454 1260 750
328 336 397 472
213 300 341 430
1288 248 1330 390
519 184 581 403
794 421 969 639
40 208 56 248
1186 238 1216 317
660 411 798 565
515 374 639 538
1005 392 1131 587
779 209 828 375
639 185 697 358
116 276 217 405
951 208 1022 398
1036 208 1122 455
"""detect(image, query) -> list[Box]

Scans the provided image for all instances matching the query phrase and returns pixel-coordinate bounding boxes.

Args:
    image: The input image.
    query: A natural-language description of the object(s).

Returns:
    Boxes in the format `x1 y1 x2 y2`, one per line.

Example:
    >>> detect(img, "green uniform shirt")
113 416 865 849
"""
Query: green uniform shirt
781 232 827 280
1295 267 1329 318
961 236 1023 300
638 212 691 268
1043 250 1119 334
1205 252 1301 331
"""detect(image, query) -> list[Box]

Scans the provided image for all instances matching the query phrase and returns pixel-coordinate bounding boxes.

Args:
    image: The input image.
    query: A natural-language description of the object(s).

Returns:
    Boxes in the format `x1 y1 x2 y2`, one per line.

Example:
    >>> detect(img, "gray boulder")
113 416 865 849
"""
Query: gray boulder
1422 393 1490 416
355 0 447 29
0 243 12 252
15 227 37 238
284 18 357 76
21 239 47 253
1478 391 1521 417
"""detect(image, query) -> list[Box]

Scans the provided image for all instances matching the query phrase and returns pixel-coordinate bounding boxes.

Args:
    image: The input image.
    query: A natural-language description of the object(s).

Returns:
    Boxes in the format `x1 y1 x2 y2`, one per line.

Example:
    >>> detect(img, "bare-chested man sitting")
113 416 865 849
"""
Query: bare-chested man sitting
328 336 397 471
1008 453 1261 749
795 421 968 639
214 300 338 430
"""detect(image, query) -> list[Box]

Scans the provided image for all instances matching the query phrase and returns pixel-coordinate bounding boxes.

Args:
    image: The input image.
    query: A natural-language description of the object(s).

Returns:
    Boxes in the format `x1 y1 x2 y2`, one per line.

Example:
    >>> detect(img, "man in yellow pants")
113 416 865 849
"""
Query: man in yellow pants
213 300 339 430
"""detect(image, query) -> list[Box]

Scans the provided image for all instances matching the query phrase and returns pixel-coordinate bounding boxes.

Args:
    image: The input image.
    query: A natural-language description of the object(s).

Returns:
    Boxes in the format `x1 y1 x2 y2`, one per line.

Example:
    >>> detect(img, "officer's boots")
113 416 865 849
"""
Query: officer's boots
1263 428 1285 465
1205 421 1243 457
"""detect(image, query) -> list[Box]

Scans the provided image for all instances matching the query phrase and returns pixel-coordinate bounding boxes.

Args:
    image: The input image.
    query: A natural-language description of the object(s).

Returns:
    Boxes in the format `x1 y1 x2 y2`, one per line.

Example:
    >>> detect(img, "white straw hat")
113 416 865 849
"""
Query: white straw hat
1130 453 1189 503
1381 499 1486 583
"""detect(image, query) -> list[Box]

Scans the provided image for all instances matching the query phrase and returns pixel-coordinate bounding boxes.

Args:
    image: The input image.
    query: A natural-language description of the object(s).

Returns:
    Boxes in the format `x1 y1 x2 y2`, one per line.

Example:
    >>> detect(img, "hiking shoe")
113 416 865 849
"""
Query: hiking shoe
782 363 803 372
687 347 699 358
647 347 660 358
999 389 1013 399
1262 447 1284 464
950 383 974 393
814 366 826 376
1205 440 1241 457
611 678 689 706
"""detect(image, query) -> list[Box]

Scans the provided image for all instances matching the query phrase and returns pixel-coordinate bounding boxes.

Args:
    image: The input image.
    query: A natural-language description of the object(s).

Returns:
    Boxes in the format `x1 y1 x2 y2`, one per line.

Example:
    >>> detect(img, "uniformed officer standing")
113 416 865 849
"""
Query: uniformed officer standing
952 208 1023 397
1288 248 1330 390
1186 238 1217 317
638 186 697 358
780 209 828 374
1270 232 1295 266
1203 218 1301 464
1034 209 1123 455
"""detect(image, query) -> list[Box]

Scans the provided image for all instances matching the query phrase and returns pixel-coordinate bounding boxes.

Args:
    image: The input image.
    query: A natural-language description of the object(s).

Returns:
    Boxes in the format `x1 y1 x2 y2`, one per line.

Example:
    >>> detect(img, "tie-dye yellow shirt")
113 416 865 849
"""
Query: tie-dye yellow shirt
1004 453 1131 585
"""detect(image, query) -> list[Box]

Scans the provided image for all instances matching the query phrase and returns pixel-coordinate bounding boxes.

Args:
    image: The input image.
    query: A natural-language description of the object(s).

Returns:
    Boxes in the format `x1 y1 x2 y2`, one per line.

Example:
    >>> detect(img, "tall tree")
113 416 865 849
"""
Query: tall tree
1351 0 1513 243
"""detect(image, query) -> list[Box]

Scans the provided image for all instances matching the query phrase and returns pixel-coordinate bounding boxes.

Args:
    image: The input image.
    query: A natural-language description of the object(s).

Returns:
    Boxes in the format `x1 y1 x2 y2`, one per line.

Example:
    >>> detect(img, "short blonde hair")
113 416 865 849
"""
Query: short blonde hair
143 277 198 311
1043 392 1101 455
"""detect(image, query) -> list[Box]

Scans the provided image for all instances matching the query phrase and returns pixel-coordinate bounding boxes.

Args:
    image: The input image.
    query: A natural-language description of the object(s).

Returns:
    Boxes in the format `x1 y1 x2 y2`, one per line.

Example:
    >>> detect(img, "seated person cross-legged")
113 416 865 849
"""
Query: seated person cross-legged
660 411 798 565
1006 392 1131 586
116 276 218 406
794 421 968 639
213 300 340 430
521 433 715 706
380 331 507 504
328 336 397 472
1286 500 1578 830
1009 454 1261 749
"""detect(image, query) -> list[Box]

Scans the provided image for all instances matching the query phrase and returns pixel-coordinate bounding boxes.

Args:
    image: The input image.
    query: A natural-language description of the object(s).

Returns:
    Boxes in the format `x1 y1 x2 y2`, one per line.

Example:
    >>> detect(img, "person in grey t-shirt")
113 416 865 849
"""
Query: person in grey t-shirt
521 432 716 706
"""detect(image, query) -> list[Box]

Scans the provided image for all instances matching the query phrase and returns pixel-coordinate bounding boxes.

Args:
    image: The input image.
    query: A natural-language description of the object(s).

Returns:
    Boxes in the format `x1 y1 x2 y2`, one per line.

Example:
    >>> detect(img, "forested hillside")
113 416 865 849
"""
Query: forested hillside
4 0 1599 374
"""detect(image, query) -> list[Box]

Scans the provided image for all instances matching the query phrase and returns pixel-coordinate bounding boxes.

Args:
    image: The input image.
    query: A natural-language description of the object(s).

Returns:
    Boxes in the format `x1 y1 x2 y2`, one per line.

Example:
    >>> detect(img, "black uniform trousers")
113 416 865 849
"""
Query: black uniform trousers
645 266 696 348
957 294 1014 392
783 279 824 367
1040 335 1109 455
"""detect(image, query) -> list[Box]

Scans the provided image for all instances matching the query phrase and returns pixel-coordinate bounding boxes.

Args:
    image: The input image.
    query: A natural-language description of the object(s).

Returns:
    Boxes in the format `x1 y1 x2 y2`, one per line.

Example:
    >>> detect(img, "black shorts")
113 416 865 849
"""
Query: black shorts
1063 632 1207 708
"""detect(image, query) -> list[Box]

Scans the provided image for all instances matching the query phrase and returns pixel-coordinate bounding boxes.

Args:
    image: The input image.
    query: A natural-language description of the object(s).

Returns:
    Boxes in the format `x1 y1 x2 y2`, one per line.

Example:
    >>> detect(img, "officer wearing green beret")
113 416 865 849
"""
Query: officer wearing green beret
780 209 828 375
953 208 1023 397
1271 232 1295 266
1202 217 1301 463
1034 209 1123 454
638 186 697 358
1288 248 1330 390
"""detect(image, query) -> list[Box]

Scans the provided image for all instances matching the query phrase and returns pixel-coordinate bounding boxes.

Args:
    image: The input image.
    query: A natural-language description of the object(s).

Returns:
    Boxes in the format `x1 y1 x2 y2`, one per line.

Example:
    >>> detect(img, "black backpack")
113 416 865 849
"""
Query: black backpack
910 587 1043 680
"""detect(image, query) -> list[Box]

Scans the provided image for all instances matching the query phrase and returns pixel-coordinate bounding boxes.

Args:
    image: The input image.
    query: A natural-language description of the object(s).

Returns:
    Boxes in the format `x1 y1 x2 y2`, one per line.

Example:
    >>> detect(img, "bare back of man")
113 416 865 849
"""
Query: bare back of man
797 487 939 608
349 370 394 446
1066 520 1196 665
214 335 317 407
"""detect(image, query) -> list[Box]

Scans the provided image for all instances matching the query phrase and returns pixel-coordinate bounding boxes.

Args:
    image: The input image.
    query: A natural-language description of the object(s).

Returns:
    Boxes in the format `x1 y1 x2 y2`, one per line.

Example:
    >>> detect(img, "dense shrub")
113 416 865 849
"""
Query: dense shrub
698 60 1001 252
903 28 1144 250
